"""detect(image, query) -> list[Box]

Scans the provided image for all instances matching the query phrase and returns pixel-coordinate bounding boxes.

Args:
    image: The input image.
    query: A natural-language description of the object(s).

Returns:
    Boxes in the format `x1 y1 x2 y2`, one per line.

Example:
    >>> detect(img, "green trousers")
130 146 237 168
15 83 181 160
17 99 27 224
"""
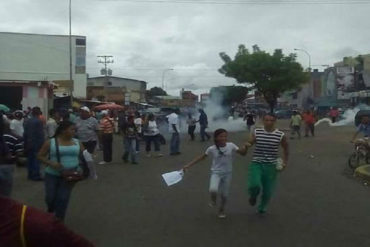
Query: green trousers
247 161 278 212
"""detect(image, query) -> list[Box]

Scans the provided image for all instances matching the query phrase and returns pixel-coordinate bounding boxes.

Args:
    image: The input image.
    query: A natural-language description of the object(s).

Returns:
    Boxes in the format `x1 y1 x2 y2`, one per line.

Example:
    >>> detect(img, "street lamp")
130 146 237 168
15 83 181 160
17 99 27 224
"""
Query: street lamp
294 48 311 72
161 68 174 90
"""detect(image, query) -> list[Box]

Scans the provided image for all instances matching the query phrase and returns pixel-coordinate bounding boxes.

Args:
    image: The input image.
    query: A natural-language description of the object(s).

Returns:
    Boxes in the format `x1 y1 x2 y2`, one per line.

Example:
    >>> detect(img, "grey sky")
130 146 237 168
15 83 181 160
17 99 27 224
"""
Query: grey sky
1 0 369 96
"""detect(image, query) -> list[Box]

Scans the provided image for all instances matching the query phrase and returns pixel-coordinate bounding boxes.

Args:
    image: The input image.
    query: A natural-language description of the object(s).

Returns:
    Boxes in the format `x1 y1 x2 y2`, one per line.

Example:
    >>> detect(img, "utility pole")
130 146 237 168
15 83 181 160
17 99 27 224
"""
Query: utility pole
97 55 114 102
69 0 73 107
97 55 114 76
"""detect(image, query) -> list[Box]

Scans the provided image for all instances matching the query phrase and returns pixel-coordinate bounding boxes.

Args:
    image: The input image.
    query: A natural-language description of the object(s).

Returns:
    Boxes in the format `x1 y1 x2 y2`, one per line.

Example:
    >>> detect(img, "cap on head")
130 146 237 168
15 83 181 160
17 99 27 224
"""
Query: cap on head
101 110 108 116
14 110 23 118
80 106 90 113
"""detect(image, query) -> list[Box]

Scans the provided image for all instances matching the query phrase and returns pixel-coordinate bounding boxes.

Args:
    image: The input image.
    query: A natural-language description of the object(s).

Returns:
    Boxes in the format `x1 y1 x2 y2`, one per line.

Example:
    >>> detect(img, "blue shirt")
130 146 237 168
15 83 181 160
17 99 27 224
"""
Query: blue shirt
45 138 80 176
23 117 44 151
357 123 370 137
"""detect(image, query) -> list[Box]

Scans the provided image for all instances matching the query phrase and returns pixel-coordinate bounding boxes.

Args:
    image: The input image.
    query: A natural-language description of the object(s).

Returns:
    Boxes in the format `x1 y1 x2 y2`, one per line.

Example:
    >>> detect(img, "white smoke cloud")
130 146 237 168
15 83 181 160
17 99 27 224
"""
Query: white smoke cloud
203 89 247 133
315 104 370 127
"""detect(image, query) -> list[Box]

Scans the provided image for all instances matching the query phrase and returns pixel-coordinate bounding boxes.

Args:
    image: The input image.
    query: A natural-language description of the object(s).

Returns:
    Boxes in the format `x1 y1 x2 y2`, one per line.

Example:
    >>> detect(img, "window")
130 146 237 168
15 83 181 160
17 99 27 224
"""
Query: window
75 66 86 74
76 38 86 46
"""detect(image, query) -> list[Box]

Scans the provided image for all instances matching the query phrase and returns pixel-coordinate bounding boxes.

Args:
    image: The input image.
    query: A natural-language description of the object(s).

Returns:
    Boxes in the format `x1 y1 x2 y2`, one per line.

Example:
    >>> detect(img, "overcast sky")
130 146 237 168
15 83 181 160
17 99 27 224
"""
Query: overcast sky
1 0 369 96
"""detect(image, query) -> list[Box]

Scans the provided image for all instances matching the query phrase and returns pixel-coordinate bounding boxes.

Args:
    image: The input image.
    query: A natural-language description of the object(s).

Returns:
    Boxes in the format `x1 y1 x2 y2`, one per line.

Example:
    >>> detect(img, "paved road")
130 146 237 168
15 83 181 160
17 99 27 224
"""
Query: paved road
11 120 370 247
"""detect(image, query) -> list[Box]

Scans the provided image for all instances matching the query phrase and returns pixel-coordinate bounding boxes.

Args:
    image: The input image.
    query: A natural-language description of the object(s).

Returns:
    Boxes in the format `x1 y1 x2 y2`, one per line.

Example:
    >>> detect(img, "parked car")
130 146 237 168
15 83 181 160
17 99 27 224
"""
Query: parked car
274 109 293 119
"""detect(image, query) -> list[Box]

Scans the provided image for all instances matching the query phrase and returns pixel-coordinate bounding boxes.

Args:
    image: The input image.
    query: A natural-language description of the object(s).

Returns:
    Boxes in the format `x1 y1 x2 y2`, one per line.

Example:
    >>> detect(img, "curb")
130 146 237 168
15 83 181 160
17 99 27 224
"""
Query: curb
354 165 370 182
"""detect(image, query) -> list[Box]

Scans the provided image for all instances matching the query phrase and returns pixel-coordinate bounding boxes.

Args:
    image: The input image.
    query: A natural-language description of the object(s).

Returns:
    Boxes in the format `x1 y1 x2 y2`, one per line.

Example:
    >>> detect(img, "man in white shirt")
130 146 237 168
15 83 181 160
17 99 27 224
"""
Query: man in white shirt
10 111 24 137
167 109 181 155
46 109 59 138
134 112 143 153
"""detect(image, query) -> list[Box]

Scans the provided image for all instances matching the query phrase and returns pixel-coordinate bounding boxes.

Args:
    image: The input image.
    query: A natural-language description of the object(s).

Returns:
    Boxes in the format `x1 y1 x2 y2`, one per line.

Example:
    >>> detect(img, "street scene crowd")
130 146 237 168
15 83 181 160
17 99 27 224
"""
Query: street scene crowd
2 101 370 246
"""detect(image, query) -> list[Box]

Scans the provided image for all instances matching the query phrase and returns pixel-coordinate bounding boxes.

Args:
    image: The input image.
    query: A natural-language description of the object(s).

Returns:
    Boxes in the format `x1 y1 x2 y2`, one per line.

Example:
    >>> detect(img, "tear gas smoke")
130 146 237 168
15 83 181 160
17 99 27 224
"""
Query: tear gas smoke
203 91 246 132
315 104 370 127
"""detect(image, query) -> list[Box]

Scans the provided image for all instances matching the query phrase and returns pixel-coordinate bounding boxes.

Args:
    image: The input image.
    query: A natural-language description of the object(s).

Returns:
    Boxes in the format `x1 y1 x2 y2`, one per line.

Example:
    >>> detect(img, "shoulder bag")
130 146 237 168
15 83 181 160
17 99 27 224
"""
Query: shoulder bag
55 138 84 182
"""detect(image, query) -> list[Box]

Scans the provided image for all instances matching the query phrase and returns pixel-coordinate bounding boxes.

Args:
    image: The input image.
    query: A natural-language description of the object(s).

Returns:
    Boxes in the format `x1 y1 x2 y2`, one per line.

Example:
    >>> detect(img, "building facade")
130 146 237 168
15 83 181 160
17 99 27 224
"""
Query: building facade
0 80 53 116
87 76 147 104
0 32 87 99
180 89 199 107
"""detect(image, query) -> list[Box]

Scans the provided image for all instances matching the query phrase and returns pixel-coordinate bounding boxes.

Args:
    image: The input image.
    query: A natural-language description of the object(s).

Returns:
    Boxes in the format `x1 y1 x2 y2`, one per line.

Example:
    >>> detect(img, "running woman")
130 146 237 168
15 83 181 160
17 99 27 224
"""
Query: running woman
183 129 247 218
246 113 289 215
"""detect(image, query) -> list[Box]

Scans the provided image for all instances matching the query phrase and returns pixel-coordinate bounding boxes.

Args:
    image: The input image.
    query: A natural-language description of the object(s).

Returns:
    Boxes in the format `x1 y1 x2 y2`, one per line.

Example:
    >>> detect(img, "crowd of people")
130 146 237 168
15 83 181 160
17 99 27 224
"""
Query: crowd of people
0 105 215 197
2 102 364 245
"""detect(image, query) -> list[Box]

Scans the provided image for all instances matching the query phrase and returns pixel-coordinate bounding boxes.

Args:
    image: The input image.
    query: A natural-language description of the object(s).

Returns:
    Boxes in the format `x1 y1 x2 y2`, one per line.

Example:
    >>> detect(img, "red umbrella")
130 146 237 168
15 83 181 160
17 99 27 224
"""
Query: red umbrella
94 103 125 111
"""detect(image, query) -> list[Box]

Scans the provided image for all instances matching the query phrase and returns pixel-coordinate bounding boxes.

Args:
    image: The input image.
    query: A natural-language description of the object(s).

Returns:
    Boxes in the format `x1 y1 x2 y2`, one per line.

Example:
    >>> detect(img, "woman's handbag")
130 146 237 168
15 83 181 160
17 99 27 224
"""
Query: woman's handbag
55 138 85 182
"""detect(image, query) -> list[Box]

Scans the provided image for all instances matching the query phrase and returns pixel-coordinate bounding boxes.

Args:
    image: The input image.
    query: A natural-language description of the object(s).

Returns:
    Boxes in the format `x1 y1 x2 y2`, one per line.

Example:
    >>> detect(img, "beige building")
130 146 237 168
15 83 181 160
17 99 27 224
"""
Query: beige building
87 76 147 105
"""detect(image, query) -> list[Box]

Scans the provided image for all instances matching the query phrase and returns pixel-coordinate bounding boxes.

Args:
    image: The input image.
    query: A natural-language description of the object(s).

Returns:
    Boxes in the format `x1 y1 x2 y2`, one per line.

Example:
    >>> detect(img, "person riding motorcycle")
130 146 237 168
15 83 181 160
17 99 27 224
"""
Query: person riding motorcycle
351 115 370 149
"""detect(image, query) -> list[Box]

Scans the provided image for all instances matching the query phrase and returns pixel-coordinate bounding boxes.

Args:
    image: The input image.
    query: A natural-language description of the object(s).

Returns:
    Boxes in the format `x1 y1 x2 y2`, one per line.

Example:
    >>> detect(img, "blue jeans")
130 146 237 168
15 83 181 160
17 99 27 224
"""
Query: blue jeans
170 133 180 154
44 173 74 220
27 150 42 180
0 165 15 196
200 125 210 141
123 138 137 163
136 134 142 152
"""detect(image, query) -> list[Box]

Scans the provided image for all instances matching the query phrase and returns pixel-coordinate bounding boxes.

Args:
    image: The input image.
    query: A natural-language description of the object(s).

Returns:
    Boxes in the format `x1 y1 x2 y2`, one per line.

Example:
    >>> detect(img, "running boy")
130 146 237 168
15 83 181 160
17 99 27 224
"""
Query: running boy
183 129 247 218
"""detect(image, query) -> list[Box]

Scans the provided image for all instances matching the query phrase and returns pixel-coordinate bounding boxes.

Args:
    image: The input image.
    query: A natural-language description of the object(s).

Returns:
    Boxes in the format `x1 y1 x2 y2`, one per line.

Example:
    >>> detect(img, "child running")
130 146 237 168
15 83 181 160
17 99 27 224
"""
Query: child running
183 129 247 218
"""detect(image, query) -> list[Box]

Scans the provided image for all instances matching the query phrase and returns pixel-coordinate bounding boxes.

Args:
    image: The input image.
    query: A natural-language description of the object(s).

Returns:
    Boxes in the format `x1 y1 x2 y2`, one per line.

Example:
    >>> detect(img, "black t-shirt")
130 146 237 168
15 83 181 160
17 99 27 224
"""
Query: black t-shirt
123 122 137 139
246 114 255 125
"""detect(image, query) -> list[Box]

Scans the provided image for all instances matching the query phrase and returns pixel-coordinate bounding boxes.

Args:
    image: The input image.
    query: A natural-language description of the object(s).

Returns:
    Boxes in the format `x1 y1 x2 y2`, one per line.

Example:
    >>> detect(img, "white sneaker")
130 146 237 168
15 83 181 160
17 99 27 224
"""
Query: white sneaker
98 161 106 165
218 212 227 219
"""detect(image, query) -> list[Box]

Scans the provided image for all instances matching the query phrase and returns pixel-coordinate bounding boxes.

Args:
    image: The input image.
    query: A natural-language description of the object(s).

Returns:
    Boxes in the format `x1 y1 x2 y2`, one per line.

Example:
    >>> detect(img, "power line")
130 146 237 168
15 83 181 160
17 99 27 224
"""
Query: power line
100 0 370 5
97 55 114 76
88 66 220 71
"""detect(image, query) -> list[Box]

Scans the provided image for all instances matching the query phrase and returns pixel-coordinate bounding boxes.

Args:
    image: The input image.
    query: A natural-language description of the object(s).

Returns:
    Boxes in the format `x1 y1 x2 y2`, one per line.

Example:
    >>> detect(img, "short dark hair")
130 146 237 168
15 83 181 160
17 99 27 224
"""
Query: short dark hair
148 113 154 121
214 129 227 140
263 113 277 120
32 107 42 116
49 109 55 116
54 121 75 137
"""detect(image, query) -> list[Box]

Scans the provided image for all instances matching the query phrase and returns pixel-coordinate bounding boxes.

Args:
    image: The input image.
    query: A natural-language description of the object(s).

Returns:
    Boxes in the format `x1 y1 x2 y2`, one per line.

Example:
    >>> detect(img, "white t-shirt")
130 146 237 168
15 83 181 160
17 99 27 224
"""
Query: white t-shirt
46 118 58 138
10 119 24 137
134 118 143 134
167 113 180 134
205 142 239 173
144 120 159 136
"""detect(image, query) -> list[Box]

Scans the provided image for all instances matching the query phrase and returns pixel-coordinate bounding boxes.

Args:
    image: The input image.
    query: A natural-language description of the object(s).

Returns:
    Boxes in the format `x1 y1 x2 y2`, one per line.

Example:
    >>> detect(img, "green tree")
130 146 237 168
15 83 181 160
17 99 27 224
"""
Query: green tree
210 85 248 106
146 87 167 98
219 45 309 113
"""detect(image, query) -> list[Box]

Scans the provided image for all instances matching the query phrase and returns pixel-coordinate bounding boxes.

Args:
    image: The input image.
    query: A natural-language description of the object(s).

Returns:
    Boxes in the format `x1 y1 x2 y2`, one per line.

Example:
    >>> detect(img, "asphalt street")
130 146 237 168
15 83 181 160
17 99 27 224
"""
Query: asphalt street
11 120 370 247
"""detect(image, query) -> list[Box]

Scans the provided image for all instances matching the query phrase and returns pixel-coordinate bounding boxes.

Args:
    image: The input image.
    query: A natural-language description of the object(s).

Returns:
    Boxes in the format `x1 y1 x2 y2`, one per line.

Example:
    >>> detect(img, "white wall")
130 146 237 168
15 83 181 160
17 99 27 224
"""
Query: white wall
0 32 87 98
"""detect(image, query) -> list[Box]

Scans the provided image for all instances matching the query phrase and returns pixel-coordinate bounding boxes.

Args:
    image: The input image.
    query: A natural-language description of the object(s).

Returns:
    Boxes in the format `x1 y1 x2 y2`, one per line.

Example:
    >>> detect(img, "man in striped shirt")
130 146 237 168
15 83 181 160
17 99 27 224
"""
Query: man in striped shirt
245 113 289 215
99 110 114 165
1 119 24 196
